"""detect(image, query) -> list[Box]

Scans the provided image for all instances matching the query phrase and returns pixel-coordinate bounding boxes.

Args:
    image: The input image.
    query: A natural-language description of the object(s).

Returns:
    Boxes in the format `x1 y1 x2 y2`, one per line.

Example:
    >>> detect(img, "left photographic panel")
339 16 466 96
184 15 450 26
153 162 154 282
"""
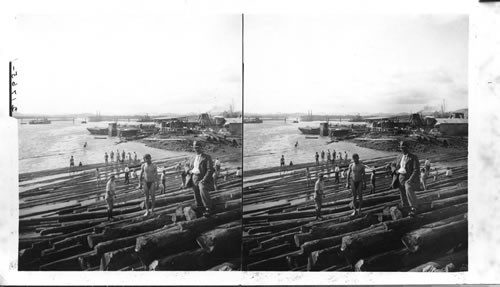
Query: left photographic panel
15 14 243 271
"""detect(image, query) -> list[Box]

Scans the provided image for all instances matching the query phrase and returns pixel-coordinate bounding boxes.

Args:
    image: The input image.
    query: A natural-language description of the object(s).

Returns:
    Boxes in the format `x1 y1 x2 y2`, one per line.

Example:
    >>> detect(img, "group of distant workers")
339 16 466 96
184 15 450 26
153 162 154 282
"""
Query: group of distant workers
287 141 453 221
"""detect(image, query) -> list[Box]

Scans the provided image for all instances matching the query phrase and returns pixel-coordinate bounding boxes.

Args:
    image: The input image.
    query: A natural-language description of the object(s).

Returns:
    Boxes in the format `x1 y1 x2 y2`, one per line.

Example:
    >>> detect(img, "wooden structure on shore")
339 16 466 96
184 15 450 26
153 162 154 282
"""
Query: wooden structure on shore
242 152 468 271
19 156 242 271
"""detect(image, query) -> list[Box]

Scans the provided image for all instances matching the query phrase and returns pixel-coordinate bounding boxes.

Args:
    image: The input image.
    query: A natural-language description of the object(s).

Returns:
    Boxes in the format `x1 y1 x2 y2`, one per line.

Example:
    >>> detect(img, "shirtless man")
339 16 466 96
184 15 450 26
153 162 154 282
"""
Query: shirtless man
346 153 366 216
139 154 158 216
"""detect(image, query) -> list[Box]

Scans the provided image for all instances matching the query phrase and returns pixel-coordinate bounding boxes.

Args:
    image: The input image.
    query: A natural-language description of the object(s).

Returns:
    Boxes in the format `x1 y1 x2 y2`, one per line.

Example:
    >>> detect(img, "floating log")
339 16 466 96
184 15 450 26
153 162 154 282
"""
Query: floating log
300 225 385 255
135 229 198 265
149 248 221 271
354 248 416 272
247 243 293 263
401 218 467 253
94 227 166 257
294 214 379 247
308 245 344 271
196 225 242 258
39 220 102 236
177 209 242 233
383 203 467 235
247 218 313 235
429 194 468 209
78 252 100 270
408 249 467 272
40 243 89 264
52 233 91 250
340 229 403 265
101 246 140 271
139 194 193 210
39 250 95 271
246 251 301 271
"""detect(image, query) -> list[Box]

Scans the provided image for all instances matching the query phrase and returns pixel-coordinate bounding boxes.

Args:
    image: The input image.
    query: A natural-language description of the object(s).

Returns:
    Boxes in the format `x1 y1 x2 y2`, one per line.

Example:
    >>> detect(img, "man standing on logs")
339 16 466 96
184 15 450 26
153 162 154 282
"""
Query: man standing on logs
370 167 376 194
393 141 420 217
95 168 101 188
69 155 75 174
160 169 167 194
346 153 366 216
189 141 215 217
105 175 116 221
139 154 158 217
124 166 130 184
305 167 312 187
334 165 340 184
280 155 285 175
314 173 325 220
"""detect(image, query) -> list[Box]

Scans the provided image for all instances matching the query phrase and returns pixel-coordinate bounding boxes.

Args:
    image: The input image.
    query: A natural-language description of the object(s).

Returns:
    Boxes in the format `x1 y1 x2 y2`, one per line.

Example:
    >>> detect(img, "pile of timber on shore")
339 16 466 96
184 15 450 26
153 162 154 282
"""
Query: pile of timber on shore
242 152 468 272
19 156 242 271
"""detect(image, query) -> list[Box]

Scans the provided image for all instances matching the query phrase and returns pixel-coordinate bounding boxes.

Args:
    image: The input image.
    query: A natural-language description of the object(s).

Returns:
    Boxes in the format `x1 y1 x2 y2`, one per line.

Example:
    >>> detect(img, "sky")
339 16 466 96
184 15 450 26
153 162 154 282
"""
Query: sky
14 14 242 115
245 14 468 115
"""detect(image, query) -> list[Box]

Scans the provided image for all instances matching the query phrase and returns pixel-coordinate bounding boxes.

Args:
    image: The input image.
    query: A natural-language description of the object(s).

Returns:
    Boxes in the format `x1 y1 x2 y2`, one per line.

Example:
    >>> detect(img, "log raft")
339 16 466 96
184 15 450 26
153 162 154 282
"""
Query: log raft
242 152 468 271
19 156 242 271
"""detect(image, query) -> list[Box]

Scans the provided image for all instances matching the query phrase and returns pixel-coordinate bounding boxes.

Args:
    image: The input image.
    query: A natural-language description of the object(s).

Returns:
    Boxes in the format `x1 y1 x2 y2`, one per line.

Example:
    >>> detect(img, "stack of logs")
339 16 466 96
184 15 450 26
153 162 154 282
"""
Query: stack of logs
242 152 468 271
19 155 242 271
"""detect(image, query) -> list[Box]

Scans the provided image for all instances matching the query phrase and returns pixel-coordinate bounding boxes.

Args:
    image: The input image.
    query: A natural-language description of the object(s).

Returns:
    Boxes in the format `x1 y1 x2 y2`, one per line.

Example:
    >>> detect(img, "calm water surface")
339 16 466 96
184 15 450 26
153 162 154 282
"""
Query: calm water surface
18 120 189 174
244 120 396 170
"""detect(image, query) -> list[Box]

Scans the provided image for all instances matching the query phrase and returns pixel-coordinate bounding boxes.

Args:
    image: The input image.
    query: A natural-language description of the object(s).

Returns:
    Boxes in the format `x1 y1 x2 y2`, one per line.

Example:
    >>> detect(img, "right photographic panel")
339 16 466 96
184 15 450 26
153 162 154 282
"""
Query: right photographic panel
242 14 468 271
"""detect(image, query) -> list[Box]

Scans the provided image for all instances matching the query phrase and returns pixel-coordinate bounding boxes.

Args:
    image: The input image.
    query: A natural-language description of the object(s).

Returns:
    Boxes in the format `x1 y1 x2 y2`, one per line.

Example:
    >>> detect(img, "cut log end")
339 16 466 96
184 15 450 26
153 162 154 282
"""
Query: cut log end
340 236 353 252
149 260 159 271
401 235 419 253
354 259 364 271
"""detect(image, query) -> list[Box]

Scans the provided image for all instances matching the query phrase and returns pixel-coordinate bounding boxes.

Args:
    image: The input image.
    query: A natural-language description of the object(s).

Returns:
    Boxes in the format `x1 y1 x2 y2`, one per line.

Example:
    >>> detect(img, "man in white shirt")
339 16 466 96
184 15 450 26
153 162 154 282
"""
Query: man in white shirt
215 158 221 172
393 141 420 217
445 167 453 177
424 158 431 176
105 175 116 221
189 141 215 217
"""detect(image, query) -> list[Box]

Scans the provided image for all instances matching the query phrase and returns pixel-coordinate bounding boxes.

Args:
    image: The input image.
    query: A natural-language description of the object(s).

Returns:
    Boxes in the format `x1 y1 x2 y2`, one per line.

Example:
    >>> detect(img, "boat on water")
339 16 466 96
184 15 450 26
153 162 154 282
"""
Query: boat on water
81 120 87 124
118 127 140 137
29 118 51 125
298 126 320 135
87 127 108 135
244 117 263 124
292 119 299 123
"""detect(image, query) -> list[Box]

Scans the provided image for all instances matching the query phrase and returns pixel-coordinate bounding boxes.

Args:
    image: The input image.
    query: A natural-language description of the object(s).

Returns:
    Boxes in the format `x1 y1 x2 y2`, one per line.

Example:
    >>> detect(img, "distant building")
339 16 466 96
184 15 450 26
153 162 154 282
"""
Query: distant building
224 118 242 136
435 119 468 136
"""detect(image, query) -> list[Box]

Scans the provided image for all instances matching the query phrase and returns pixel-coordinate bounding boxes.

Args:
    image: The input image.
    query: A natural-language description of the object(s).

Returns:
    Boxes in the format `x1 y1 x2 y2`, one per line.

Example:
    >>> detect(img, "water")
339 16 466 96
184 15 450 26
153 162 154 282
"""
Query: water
243 120 396 170
18 120 189 174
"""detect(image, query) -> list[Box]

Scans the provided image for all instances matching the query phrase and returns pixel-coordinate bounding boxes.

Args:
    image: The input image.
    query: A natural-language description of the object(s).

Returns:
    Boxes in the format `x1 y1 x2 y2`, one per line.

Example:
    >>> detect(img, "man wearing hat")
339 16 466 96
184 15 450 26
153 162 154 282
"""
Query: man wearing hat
393 140 420 216
314 173 325 220
189 141 215 217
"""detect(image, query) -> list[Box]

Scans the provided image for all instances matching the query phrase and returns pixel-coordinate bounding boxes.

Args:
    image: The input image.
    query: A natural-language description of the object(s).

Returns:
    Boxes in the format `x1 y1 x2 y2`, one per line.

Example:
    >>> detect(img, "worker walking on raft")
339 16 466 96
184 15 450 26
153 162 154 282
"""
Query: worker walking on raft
105 175 116 221
314 173 325 220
